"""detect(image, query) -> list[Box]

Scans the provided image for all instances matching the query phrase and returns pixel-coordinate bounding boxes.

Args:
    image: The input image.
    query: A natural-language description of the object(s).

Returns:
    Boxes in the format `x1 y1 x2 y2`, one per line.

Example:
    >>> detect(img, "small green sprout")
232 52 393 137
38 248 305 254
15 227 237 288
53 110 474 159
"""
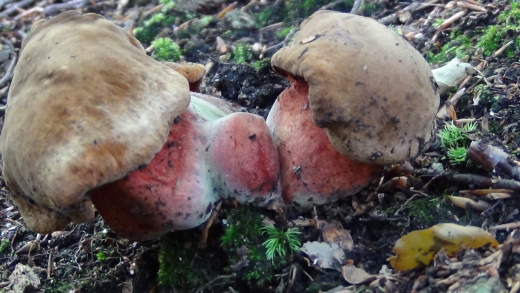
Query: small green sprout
447 147 469 166
438 121 477 166
95 251 107 261
261 226 301 262
151 38 181 62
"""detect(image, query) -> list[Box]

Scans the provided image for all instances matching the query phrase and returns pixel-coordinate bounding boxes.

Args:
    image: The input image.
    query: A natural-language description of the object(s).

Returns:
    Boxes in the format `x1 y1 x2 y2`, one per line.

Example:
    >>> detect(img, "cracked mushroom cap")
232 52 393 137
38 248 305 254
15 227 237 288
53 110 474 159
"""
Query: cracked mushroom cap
271 10 440 164
0 11 190 233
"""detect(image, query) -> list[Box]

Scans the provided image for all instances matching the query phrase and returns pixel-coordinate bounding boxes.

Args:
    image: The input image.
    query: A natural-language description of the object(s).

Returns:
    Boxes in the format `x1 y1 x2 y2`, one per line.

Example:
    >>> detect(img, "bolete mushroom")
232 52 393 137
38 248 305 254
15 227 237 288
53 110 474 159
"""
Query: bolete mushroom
0 11 191 234
91 94 281 240
267 11 440 208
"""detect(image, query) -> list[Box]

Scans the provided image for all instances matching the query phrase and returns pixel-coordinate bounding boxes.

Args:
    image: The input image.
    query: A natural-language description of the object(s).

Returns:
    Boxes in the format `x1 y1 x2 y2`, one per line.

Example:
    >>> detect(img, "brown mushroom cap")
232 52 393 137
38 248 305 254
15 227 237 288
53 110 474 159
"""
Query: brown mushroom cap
0 11 190 233
271 10 439 164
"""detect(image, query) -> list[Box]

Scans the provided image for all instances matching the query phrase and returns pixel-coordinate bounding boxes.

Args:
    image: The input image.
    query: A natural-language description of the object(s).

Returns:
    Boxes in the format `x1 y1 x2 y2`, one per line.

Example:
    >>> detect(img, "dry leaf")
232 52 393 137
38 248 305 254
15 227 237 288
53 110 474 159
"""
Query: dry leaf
322 223 354 251
432 58 475 94
341 263 375 284
449 195 491 212
301 241 345 271
388 223 498 271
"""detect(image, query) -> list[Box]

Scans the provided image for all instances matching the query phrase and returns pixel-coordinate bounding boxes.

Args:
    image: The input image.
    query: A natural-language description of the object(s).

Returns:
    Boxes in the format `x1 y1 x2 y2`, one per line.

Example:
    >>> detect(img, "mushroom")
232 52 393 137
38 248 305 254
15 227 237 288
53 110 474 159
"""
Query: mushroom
267 80 382 207
91 94 281 240
267 11 440 208
89 102 215 240
163 62 206 92
0 11 191 234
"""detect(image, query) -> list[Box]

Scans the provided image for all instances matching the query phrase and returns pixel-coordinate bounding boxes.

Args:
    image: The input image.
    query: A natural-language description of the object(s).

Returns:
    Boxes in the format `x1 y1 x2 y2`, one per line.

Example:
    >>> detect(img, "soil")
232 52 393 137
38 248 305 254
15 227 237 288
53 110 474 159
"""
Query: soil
0 0 519 292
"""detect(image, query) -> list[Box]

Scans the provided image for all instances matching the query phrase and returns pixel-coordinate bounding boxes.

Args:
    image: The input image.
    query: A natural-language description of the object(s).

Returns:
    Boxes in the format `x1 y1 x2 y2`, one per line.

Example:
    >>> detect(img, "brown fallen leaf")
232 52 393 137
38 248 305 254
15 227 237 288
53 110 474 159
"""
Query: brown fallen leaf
341 263 375 284
448 195 491 212
388 223 499 271
321 223 354 251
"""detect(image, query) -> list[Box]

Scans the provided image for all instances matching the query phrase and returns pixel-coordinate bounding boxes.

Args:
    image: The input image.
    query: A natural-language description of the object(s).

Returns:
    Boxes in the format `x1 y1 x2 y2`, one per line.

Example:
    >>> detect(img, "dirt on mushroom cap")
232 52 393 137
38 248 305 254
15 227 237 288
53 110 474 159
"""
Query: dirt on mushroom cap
0 11 190 233
271 10 440 165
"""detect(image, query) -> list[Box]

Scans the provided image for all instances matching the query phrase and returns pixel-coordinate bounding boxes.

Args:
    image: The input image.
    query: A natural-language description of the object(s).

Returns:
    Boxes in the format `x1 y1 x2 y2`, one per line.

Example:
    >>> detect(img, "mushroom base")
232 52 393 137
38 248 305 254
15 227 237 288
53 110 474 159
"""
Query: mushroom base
266 81 382 210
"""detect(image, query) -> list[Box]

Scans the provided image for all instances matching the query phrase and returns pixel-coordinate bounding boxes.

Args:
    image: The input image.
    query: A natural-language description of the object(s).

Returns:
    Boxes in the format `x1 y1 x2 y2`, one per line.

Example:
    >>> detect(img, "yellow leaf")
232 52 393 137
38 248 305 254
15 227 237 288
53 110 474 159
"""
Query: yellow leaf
388 223 498 271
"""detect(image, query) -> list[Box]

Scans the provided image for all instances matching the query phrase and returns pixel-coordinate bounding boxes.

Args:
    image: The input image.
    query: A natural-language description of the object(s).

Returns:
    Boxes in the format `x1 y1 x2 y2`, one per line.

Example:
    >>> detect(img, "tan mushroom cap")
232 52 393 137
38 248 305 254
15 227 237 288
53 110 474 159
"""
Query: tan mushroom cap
0 11 190 233
271 10 440 164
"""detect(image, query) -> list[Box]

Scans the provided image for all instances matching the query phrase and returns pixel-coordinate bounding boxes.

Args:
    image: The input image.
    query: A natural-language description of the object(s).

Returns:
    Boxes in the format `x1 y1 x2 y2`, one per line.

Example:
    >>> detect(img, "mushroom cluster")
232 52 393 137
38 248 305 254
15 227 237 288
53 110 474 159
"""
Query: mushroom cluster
90 94 281 240
0 10 439 240
0 11 280 240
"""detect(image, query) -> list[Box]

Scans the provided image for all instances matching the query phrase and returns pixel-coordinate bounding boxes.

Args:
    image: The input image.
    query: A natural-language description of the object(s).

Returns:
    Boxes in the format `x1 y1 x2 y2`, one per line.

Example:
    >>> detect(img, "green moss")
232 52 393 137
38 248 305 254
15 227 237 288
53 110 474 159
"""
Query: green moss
252 58 271 73
221 205 285 287
407 197 451 227
158 233 217 290
221 206 264 251
159 0 175 11
231 43 253 64
132 3 176 44
432 18 444 28
429 3 520 63
176 16 215 39
428 29 473 64
254 0 356 28
474 84 501 111
0 238 9 254
95 251 107 261
255 8 274 27
477 2 520 56
477 25 506 56
276 27 293 39
151 38 181 61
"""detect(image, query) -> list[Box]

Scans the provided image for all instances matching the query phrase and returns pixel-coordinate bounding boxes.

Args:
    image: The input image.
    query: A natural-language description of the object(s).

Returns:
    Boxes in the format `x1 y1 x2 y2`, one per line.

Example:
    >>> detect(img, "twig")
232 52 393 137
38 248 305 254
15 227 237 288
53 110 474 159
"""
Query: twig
44 0 89 16
393 193 428 216
492 222 520 231
260 28 298 58
424 172 520 192
0 0 13 10
141 4 163 19
198 201 222 249
432 10 467 42
320 0 344 10
493 40 514 57
0 0 36 18
436 87 466 119
258 21 284 32
194 274 235 293
350 0 364 14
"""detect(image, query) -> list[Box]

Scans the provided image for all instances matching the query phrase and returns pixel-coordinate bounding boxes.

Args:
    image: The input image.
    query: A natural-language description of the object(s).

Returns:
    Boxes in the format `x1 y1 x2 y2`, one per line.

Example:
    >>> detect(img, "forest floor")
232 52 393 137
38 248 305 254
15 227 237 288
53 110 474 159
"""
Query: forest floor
0 0 520 292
